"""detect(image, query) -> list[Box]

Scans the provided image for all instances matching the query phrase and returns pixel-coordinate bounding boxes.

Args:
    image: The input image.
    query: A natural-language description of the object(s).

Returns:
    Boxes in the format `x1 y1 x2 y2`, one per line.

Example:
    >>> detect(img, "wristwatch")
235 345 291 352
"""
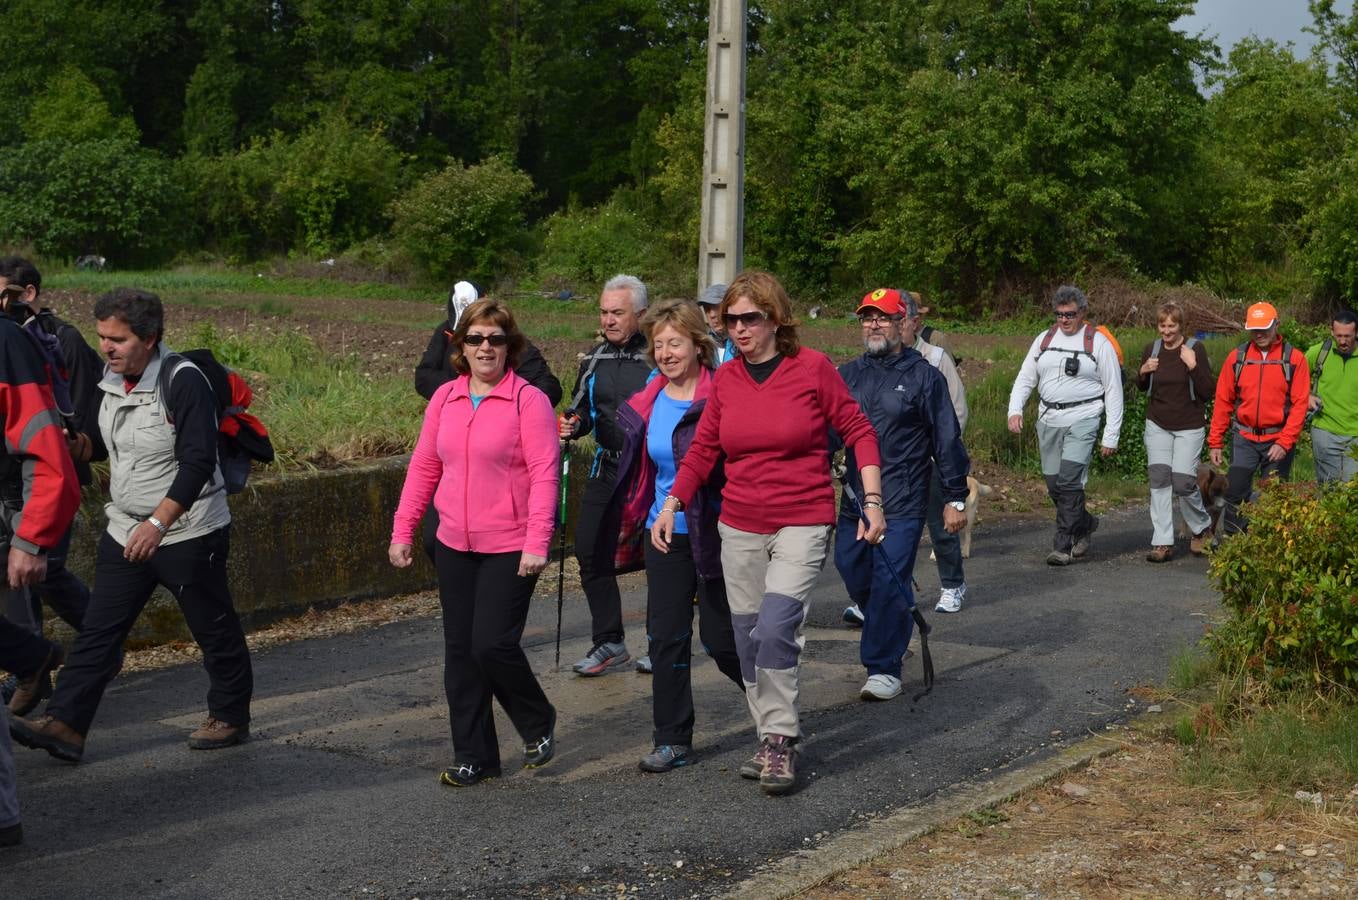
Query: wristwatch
947 501 967 512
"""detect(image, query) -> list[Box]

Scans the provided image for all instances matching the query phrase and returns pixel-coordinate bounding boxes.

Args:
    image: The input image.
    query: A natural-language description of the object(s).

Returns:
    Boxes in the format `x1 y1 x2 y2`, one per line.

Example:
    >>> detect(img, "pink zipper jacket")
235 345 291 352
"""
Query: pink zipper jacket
392 369 559 557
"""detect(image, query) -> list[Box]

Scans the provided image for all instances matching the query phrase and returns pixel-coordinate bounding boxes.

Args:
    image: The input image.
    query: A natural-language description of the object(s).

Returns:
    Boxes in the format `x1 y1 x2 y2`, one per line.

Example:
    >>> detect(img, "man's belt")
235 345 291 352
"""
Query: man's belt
1236 422 1284 437
1040 395 1102 411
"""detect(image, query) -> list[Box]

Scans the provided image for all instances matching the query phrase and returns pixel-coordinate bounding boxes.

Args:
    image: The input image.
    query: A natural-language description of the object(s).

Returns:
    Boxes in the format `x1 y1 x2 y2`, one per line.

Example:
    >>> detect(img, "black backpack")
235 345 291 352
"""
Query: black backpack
158 349 274 494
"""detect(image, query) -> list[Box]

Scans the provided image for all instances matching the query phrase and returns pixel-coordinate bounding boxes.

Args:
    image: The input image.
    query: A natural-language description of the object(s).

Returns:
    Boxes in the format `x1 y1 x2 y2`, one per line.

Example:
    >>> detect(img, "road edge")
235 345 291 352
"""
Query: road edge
720 727 1131 899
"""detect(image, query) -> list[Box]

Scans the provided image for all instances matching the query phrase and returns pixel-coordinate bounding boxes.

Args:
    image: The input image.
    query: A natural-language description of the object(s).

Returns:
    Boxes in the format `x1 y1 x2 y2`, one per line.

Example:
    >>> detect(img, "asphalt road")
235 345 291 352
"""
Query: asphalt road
3 505 1219 898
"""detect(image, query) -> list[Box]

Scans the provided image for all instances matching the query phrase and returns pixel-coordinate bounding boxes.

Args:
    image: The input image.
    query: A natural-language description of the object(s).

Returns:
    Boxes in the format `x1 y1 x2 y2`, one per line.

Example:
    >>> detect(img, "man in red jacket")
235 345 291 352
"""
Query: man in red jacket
1208 302 1310 535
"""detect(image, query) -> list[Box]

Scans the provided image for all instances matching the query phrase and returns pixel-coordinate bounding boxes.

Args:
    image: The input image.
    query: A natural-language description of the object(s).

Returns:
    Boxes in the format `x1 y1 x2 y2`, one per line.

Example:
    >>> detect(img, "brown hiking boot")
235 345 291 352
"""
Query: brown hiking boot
1146 545 1174 563
187 717 249 750
8 641 63 717
759 735 798 795
1190 528 1213 556
9 714 84 763
739 741 772 780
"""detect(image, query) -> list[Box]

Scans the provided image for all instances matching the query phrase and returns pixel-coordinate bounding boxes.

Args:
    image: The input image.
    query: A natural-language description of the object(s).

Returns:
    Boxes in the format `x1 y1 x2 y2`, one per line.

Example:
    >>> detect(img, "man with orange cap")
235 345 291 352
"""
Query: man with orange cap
1208 302 1311 535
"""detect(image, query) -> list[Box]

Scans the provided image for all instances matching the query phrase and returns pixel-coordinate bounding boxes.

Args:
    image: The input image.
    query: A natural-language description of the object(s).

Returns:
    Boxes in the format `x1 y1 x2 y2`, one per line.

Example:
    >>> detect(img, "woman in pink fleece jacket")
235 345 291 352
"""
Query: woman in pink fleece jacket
389 299 560 788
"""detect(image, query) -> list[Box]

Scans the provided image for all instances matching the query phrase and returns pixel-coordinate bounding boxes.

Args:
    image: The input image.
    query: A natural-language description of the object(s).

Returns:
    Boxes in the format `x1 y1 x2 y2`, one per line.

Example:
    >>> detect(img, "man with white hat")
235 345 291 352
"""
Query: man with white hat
1208 301 1311 534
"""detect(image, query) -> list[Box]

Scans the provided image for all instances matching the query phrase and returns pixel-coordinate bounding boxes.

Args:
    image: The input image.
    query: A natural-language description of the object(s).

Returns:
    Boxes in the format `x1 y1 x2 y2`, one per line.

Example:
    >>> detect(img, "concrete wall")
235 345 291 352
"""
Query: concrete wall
58 446 594 647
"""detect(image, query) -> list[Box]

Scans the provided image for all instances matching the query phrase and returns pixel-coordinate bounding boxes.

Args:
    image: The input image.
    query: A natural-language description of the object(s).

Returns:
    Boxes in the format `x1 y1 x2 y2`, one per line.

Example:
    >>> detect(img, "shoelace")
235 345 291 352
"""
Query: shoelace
453 764 480 779
526 734 551 756
763 742 790 777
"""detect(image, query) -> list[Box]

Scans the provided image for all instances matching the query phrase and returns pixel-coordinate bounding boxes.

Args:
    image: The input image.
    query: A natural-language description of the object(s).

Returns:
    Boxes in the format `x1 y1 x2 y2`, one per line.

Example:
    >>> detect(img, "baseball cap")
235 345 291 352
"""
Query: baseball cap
1244 301 1278 331
857 288 919 318
697 283 727 307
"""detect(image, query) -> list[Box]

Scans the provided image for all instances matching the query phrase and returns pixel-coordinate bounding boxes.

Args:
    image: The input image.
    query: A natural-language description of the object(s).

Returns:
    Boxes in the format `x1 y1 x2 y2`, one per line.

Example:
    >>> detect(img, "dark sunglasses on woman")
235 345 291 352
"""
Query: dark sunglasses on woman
723 311 767 329
463 333 509 347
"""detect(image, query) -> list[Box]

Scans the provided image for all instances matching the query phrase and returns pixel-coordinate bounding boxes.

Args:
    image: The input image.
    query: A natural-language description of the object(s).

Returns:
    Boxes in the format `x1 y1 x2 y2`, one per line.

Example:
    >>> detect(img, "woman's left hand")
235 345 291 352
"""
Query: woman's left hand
389 543 413 568
519 552 548 577
857 506 887 545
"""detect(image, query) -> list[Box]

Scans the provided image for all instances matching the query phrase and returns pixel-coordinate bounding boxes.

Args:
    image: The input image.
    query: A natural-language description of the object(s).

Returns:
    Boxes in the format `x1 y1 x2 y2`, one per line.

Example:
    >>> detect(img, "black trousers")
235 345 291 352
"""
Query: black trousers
3 526 90 633
0 612 55 679
644 535 744 746
47 527 253 736
436 543 554 770
1223 431 1295 535
574 458 624 646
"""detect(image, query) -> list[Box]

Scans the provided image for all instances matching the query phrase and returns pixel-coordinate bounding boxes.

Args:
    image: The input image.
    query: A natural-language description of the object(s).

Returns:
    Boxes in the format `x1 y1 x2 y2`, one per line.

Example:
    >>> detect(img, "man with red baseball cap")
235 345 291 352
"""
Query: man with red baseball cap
1208 301 1311 535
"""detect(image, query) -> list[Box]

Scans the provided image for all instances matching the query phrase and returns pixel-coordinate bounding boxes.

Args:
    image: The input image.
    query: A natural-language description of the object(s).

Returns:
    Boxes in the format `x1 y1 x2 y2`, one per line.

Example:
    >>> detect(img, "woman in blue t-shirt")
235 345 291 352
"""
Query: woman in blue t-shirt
600 299 743 772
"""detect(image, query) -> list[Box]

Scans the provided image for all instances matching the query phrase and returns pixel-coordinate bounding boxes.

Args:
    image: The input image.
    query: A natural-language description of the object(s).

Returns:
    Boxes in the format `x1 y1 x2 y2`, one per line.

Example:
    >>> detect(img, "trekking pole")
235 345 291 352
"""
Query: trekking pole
555 443 570 669
841 479 934 700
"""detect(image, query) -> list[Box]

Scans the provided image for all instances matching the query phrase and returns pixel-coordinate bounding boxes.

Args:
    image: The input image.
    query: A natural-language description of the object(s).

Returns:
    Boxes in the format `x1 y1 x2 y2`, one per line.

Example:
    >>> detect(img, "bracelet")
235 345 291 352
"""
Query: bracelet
663 495 684 512
146 515 168 535
862 501 884 511
863 493 883 500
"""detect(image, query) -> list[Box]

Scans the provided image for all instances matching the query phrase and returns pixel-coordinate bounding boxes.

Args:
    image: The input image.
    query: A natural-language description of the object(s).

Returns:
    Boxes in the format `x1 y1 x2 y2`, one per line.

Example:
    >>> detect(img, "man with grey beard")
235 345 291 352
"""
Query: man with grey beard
832 289 970 701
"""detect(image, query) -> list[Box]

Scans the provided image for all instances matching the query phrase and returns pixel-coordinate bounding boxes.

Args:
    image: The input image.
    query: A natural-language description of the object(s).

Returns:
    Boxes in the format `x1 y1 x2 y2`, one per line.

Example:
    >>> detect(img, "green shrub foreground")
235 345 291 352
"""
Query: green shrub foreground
1208 477 1358 690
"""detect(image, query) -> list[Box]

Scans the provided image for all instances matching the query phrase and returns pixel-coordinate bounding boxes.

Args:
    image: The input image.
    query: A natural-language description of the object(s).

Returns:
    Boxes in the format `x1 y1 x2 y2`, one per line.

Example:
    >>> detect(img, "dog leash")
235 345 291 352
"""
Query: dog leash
841 480 934 700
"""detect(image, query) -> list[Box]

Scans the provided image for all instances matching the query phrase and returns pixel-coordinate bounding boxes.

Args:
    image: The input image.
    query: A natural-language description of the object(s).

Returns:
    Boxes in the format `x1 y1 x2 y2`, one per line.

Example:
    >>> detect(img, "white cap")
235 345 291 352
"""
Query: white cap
449 281 480 327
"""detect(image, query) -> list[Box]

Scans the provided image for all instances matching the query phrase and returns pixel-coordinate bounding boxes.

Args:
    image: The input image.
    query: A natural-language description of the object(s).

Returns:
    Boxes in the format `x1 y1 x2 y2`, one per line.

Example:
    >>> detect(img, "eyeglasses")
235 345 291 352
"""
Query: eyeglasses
723 311 768 329
462 333 508 347
1054 310 1081 320
858 313 901 327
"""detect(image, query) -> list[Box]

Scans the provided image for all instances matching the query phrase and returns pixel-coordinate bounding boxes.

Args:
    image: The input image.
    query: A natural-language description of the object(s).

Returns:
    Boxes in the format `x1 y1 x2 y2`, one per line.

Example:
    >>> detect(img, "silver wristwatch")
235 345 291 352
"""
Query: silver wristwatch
947 501 967 512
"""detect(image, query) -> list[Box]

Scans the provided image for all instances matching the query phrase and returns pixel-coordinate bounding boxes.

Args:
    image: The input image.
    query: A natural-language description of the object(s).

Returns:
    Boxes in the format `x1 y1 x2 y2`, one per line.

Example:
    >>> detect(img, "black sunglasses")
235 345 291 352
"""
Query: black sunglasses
1053 310 1080 320
463 333 508 347
723 311 768 329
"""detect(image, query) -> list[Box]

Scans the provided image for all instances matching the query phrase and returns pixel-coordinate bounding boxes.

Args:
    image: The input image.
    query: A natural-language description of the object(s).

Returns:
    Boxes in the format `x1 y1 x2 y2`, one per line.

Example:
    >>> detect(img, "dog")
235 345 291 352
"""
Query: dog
1175 463 1228 539
931 475 993 560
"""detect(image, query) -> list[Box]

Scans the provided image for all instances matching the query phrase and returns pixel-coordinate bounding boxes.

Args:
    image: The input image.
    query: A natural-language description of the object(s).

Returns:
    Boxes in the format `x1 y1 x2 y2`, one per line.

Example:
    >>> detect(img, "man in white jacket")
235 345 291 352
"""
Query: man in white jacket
1007 285 1122 565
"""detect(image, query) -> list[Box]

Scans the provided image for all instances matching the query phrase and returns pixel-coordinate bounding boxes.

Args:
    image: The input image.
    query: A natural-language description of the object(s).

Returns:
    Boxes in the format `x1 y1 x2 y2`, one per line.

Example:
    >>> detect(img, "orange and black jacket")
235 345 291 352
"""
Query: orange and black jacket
0 316 81 554
1209 341 1311 451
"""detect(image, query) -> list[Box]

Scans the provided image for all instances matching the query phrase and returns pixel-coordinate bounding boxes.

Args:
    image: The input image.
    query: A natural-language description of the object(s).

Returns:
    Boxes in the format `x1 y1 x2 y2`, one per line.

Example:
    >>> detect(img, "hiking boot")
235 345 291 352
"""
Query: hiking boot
639 744 692 773
522 709 556 769
635 655 653 674
1071 516 1099 558
0 822 21 848
860 674 903 701
187 717 249 750
9 714 84 763
935 584 966 614
1046 550 1073 566
572 641 630 676
842 604 865 627
739 741 772 780
8 641 62 717
1146 545 1174 563
439 763 500 787
759 736 798 795
1190 528 1213 556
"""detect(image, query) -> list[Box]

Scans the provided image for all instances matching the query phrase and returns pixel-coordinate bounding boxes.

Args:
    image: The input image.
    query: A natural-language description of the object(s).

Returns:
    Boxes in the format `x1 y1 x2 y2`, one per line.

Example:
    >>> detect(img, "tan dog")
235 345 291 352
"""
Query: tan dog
1174 463 1229 539
932 476 994 560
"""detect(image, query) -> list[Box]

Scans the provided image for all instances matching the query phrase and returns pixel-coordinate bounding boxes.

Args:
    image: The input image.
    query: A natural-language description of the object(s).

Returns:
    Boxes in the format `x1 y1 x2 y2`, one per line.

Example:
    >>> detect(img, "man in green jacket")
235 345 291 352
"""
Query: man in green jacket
1306 309 1358 485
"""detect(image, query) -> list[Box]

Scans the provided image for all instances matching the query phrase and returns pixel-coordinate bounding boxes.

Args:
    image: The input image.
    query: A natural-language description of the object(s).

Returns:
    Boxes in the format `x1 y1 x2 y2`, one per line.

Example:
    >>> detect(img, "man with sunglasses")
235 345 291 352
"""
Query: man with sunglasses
834 288 970 700
1007 285 1123 565
559 275 652 676
0 258 101 715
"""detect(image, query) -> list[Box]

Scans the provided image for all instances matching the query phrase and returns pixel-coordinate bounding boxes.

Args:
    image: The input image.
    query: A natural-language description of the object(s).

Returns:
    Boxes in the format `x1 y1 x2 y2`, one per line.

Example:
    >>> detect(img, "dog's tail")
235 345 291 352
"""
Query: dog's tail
974 481 995 498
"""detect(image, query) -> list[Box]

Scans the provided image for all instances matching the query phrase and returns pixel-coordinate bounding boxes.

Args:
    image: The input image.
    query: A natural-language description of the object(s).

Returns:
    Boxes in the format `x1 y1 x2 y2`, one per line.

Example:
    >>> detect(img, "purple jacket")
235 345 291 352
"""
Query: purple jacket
594 368 725 580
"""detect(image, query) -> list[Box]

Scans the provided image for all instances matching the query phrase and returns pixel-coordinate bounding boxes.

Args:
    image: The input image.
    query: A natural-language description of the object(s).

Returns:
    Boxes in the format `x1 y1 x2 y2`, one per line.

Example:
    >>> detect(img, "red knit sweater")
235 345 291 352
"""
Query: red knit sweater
669 349 881 533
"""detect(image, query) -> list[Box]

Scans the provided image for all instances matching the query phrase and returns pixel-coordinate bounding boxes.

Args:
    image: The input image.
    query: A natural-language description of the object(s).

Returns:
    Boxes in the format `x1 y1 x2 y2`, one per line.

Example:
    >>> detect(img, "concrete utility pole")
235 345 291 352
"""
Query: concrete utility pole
698 0 747 293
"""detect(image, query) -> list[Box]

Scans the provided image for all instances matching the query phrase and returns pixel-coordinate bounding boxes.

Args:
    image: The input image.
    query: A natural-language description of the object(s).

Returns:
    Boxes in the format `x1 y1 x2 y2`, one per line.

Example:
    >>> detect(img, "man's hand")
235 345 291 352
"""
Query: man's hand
1266 443 1288 463
1100 445 1117 458
557 413 579 441
8 546 47 589
123 520 165 563
1309 393 1323 413
389 543 413 568
942 505 967 534
518 552 548 577
1210 448 1224 467
1007 414 1023 434
1180 344 1196 369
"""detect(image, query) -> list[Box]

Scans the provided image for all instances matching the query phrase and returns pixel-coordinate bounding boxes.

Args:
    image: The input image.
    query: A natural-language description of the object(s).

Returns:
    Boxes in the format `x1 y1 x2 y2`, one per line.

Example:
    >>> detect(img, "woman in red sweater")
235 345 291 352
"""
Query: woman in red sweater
652 271 885 795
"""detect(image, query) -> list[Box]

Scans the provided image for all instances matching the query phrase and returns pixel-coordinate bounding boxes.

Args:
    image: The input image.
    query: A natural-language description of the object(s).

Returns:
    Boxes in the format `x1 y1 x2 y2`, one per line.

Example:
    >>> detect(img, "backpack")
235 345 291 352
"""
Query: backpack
1038 322 1098 364
1314 338 1334 375
18 317 78 429
1146 336 1200 401
1231 341 1298 432
158 349 274 494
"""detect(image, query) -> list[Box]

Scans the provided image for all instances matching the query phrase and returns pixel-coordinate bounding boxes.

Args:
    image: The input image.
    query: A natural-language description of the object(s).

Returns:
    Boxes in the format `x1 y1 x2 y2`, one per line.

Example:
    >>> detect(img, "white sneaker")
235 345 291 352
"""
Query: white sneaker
935 584 966 614
859 674 903 701
842 604 865 627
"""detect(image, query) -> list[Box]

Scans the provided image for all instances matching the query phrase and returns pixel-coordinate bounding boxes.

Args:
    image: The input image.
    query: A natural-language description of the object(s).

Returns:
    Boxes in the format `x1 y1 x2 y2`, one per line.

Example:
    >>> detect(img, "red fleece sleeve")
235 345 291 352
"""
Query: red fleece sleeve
0 380 80 553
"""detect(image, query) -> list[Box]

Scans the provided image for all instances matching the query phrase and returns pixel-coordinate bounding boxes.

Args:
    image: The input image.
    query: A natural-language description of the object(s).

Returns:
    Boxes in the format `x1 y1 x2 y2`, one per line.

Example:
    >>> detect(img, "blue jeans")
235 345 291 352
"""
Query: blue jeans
834 516 924 680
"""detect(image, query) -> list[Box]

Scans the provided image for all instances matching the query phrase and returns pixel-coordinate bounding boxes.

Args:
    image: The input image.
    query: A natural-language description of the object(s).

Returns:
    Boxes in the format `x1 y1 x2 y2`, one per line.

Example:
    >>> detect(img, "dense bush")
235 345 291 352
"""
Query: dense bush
1208 477 1358 690
0 138 182 264
388 157 536 284
531 190 690 295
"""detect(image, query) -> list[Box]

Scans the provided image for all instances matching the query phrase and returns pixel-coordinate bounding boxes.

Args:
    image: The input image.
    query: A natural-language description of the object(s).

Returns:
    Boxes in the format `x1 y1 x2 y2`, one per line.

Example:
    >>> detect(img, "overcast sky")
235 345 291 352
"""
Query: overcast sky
1175 0 1353 57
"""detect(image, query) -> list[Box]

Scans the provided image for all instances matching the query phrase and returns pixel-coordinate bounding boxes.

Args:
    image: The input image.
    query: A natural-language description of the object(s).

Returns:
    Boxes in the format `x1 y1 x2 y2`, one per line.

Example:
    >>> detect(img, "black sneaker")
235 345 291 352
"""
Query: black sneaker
439 763 501 787
639 744 692 773
523 709 556 769
0 822 21 848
